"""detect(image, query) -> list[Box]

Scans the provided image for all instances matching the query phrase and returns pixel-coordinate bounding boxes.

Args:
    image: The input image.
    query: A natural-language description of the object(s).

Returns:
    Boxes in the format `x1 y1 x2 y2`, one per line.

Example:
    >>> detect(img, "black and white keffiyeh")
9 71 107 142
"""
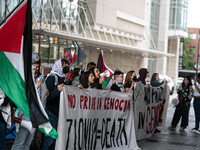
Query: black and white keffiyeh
49 59 66 77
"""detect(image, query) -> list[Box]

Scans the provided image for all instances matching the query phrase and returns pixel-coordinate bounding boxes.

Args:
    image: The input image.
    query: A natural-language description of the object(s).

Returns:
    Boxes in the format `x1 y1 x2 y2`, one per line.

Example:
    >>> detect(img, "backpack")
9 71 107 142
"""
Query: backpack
41 73 59 107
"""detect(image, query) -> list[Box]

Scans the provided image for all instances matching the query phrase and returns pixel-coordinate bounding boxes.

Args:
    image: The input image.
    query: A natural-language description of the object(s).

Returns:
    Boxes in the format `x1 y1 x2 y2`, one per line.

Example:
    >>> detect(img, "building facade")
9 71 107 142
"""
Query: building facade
167 0 188 84
0 0 188 84
187 28 200 64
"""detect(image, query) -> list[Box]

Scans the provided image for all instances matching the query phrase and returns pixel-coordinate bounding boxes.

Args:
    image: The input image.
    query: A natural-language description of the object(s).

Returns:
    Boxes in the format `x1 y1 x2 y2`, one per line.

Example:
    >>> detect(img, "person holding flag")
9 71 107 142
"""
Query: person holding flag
97 50 114 89
11 52 43 150
0 0 58 143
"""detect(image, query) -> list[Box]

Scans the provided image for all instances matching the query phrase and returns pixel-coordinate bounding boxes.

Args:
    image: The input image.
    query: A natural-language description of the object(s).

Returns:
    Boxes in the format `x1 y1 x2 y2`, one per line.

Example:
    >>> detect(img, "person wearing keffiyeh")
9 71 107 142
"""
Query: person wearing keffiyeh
43 58 69 150
110 70 124 92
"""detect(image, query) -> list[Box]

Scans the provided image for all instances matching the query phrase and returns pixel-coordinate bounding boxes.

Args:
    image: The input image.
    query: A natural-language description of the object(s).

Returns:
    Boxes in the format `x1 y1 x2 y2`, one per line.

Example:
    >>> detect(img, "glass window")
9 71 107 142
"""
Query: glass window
150 0 160 49
189 33 197 40
190 46 196 56
0 0 23 23
169 0 188 31
148 58 157 76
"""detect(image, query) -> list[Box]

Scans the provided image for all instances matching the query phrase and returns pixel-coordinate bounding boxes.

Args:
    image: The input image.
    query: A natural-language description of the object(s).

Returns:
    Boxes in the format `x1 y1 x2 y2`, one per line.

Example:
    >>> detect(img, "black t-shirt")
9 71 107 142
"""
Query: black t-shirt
124 83 131 89
124 82 134 91
110 83 121 92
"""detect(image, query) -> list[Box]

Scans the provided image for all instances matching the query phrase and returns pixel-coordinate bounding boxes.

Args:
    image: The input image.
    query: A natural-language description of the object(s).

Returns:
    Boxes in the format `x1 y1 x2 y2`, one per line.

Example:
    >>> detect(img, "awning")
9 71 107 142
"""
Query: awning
33 29 175 58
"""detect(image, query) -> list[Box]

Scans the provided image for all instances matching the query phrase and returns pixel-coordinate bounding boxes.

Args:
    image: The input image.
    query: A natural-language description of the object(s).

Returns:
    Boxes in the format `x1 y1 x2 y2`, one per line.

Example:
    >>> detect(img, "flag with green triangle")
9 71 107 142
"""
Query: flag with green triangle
0 0 57 139
97 50 114 89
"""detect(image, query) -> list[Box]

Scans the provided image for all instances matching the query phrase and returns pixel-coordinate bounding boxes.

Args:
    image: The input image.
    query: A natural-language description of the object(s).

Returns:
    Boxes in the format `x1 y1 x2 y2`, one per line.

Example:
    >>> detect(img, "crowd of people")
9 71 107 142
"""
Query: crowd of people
1 52 200 149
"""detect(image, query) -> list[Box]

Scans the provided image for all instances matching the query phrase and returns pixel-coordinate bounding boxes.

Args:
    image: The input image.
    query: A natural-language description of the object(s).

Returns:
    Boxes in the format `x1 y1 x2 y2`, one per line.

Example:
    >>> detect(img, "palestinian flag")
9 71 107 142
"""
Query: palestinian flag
97 50 114 89
0 0 57 139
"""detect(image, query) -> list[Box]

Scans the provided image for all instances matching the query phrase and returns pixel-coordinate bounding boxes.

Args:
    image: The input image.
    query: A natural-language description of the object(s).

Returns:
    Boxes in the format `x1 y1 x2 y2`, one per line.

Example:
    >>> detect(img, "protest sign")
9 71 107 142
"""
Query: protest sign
55 86 140 150
134 82 169 140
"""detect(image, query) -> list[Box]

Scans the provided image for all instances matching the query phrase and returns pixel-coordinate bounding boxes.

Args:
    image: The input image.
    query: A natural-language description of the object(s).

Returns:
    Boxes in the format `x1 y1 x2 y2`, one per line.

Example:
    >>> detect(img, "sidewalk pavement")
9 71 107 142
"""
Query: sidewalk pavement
137 94 200 150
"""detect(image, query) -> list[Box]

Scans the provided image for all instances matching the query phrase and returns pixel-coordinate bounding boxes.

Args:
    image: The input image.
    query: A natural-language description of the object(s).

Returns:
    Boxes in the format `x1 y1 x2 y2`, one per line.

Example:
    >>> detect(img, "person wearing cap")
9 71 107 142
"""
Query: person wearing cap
135 68 149 85
110 70 124 92
11 52 42 150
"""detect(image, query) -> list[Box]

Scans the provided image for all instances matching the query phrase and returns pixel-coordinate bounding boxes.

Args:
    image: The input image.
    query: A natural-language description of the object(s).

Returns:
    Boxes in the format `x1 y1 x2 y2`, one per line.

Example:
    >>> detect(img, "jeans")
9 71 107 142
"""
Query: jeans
193 97 200 129
43 109 58 150
0 121 6 150
11 126 35 150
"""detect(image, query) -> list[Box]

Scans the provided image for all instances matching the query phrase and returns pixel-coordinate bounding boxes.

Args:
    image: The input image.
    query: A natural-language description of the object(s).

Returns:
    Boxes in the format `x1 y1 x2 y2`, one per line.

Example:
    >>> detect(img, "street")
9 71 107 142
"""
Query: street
138 94 200 150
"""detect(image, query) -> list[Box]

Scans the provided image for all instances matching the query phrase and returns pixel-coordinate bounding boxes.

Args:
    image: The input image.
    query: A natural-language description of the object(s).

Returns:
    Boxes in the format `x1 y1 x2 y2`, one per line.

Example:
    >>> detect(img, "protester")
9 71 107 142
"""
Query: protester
89 67 104 89
87 62 96 71
11 52 43 150
79 71 95 89
124 70 136 93
190 73 200 133
135 68 148 85
150 73 166 133
71 68 81 86
0 89 12 150
168 76 192 131
110 70 124 92
150 73 165 87
78 62 96 89
43 58 69 150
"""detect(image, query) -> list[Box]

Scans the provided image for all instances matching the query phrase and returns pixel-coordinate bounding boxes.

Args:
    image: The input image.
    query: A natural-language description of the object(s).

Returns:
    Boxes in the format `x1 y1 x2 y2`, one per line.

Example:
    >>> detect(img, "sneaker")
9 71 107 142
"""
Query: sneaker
190 128 199 133
168 126 176 130
179 127 185 131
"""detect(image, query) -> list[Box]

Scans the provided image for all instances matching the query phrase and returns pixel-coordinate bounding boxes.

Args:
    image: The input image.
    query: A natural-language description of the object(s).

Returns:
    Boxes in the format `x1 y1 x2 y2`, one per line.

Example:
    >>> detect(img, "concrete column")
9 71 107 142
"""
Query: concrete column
156 0 170 75
167 37 180 87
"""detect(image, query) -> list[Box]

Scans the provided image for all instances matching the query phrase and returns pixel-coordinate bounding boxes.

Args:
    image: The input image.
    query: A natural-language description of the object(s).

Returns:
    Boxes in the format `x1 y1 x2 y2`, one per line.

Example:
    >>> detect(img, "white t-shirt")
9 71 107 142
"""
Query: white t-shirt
194 82 200 96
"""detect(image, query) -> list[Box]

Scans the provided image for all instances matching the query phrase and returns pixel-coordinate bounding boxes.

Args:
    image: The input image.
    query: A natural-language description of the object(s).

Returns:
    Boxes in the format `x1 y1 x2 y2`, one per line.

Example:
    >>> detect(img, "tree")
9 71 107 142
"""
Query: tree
182 37 196 70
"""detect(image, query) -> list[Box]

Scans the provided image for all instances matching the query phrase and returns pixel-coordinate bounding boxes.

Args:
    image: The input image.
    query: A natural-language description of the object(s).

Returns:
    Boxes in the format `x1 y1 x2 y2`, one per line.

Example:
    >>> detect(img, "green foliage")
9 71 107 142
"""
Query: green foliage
182 37 196 70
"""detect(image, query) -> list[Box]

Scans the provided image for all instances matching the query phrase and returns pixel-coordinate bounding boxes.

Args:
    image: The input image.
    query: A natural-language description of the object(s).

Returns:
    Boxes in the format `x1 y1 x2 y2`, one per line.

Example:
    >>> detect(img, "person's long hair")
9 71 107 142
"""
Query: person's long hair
182 76 192 87
150 73 159 83
89 67 98 78
89 67 100 87
124 70 135 87
80 71 93 88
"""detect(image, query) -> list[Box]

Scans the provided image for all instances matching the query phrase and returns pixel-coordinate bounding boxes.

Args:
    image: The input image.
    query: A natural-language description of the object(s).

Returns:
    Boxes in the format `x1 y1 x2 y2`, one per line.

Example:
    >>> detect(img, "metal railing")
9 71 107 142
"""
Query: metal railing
0 0 158 51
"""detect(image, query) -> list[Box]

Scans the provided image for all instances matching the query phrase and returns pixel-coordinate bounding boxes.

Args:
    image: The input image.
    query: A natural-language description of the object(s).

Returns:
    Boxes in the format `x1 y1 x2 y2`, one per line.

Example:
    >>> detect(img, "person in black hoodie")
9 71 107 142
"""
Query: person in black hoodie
43 58 69 150
135 68 148 85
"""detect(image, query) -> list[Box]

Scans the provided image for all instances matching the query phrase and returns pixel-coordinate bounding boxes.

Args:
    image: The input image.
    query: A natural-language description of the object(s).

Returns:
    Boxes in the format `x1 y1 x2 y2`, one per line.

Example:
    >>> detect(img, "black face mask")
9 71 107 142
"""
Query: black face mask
63 66 70 74
34 66 41 77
